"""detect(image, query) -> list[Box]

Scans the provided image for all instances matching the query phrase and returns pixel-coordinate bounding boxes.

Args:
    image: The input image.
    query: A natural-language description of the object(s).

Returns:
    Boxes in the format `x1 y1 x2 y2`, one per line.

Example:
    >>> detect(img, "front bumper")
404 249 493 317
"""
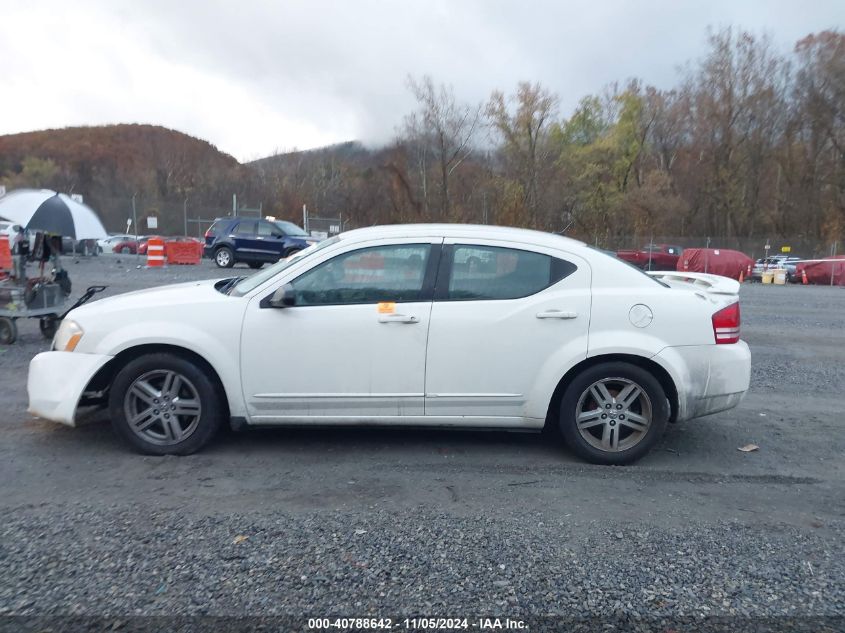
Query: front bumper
28 351 113 426
655 341 751 422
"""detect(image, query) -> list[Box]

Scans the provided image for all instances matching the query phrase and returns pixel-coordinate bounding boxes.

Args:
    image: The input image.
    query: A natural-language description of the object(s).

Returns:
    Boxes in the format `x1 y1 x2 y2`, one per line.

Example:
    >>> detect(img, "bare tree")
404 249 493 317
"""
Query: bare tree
402 75 481 220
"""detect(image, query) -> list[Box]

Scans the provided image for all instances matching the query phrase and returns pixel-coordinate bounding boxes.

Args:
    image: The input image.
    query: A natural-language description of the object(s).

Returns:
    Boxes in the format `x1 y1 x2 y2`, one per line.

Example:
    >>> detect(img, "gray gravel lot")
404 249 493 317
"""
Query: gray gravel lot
1 254 844 622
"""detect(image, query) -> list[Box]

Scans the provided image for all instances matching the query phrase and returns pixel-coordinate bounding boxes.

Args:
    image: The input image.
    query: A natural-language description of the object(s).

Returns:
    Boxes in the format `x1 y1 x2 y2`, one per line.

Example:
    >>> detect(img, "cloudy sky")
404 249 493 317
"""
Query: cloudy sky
0 0 841 161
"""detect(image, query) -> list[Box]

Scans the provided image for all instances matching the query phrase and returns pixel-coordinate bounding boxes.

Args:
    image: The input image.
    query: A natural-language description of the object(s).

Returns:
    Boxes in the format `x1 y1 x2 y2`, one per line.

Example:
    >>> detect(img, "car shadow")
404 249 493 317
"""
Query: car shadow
62 407 703 468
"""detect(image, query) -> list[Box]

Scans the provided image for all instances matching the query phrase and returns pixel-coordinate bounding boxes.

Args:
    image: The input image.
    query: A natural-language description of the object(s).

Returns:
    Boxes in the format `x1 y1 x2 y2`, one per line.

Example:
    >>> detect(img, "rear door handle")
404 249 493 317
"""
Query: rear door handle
536 310 577 319
378 314 419 324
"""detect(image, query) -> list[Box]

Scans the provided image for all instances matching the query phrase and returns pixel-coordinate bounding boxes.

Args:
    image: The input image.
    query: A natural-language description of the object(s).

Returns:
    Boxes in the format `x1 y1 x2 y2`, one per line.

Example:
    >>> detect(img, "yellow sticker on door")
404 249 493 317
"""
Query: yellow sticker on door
377 302 396 314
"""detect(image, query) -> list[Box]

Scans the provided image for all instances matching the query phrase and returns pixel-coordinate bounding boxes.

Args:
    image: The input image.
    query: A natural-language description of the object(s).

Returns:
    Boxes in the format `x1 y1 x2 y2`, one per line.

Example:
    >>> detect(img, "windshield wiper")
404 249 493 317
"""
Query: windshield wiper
218 276 245 295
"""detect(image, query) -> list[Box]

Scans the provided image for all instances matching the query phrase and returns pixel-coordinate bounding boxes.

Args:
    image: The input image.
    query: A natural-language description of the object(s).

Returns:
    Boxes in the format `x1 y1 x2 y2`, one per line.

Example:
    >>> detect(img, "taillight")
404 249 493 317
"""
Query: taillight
204 229 213 238
712 302 741 344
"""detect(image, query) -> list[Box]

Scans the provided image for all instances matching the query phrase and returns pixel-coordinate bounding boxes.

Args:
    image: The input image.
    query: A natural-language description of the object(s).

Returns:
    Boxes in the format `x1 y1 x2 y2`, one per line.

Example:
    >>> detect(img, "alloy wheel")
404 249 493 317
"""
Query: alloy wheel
575 377 653 452
123 369 202 446
215 249 231 267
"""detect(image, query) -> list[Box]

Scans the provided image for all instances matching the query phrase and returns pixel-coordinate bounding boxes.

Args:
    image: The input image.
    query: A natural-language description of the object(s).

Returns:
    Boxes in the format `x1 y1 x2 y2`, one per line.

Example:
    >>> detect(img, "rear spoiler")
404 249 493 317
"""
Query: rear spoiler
647 271 740 296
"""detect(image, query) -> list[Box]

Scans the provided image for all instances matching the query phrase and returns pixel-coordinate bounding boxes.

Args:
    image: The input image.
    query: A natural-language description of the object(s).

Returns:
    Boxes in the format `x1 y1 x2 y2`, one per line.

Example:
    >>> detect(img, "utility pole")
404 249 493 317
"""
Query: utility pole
232 194 237 216
183 198 188 236
302 204 308 233
131 194 138 258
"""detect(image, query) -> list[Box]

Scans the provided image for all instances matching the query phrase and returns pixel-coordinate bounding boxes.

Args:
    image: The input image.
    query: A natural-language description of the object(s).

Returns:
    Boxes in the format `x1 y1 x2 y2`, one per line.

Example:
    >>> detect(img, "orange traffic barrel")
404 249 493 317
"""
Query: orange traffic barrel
146 237 165 267
0 239 11 271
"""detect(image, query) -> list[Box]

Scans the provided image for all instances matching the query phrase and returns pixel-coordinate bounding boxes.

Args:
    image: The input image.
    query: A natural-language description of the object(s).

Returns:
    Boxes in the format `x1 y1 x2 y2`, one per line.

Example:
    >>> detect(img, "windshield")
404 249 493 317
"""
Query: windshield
274 220 308 236
229 236 340 296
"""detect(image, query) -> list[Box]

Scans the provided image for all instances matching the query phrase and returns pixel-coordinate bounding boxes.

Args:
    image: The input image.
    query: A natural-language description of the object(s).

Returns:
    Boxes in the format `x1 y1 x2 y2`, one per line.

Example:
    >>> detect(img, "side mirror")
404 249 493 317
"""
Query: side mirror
269 283 296 308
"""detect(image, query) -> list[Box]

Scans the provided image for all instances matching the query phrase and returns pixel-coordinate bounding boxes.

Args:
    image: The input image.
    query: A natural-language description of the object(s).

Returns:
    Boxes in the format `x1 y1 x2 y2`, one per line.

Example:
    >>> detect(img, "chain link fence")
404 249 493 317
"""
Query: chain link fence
582 235 840 261
68 193 844 264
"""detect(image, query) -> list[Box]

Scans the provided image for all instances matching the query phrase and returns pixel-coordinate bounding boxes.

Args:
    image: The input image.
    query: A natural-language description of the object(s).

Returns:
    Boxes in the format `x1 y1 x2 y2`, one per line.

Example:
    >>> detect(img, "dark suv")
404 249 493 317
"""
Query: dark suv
204 217 317 268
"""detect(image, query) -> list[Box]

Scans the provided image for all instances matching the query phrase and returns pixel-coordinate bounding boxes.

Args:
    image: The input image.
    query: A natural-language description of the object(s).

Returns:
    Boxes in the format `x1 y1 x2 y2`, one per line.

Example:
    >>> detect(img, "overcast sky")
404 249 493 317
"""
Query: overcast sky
0 0 842 162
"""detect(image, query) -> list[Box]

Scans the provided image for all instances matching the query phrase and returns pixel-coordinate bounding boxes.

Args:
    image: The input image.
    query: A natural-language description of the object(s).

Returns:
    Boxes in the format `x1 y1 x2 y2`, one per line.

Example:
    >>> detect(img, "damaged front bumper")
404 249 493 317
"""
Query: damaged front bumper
28 351 113 426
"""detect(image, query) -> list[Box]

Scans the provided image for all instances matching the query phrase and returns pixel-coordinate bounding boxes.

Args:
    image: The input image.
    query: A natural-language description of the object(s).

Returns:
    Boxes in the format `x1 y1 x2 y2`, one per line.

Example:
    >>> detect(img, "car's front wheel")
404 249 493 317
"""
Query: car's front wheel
559 362 669 465
108 353 224 455
214 246 235 268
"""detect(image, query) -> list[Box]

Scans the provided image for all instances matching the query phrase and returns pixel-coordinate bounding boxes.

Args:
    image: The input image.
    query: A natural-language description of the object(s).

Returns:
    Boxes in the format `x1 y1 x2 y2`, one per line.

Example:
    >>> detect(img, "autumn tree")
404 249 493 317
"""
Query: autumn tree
486 82 560 228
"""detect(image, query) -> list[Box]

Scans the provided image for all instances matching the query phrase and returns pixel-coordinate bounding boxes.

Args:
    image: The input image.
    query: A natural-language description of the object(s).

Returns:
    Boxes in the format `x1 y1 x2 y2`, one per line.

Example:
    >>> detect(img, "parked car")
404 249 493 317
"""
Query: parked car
110 236 149 254
783 258 805 282
136 236 165 256
98 234 135 253
203 217 319 268
60 236 99 256
750 256 800 282
28 224 750 465
616 244 683 270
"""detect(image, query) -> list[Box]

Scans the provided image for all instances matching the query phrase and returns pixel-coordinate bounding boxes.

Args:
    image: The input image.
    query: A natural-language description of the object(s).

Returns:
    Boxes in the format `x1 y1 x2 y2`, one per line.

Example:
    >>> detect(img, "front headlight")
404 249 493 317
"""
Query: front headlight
53 320 84 352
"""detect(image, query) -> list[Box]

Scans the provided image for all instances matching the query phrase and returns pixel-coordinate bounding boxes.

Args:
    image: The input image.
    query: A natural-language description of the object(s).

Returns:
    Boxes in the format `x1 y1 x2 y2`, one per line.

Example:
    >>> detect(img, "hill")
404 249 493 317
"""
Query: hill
0 124 244 233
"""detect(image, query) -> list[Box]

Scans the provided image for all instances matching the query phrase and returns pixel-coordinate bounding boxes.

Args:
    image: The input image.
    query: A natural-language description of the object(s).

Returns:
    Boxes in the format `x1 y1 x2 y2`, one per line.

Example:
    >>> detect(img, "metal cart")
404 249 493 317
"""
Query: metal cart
0 284 106 345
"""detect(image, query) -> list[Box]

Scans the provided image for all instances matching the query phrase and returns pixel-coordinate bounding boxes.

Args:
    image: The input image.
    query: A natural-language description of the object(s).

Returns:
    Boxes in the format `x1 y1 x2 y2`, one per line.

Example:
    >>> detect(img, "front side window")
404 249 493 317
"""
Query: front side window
291 244 432 306
446 245 576 300
257 221 277 236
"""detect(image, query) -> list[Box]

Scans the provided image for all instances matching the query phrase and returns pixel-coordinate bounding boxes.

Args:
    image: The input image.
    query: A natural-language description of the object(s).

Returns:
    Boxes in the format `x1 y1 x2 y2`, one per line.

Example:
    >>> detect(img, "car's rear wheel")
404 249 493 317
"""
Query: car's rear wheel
559 362 668 465
120 246 131 254
248 261 263 269
108 353 224 455
214 246 235 268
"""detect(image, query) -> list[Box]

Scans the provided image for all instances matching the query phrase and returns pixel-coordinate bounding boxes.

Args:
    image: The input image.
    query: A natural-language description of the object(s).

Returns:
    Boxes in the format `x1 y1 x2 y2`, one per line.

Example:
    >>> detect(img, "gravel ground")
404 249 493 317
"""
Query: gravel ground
1 255 844 626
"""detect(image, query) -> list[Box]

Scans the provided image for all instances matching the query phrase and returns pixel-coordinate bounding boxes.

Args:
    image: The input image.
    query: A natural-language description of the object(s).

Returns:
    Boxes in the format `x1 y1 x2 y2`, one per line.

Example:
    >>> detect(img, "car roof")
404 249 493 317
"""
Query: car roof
338 223 587 253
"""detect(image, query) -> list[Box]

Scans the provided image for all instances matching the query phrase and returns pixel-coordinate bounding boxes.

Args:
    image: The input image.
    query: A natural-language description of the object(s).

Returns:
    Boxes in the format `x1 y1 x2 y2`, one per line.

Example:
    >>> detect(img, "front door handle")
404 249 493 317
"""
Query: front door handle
536 310 577 319
378 314 419 324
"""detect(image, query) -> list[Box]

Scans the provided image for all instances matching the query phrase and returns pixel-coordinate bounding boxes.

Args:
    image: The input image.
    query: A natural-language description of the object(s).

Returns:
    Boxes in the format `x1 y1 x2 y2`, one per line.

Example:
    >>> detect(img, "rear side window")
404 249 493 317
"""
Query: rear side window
445 245 576 300
292 244 432 306
234 221 256 235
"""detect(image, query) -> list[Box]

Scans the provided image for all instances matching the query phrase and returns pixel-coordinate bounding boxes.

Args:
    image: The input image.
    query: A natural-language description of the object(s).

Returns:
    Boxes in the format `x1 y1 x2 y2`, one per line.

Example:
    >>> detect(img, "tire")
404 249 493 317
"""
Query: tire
248 262 263 269
39 315 58 340
120 246 131 254
0 318 17 345
214 246 235 268
558 362 669 465
108 353 224 455
283 248 303 259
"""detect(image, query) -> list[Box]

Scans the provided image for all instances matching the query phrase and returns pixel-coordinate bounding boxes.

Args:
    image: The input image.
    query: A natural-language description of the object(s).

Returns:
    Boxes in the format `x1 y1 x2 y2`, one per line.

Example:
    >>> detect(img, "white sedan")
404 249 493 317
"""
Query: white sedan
27 225 750 464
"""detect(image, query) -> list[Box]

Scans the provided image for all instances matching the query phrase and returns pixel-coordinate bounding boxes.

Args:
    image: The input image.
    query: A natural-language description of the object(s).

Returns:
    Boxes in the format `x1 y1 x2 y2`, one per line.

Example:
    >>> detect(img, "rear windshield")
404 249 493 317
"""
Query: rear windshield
588 246 668 287
207 220 226 235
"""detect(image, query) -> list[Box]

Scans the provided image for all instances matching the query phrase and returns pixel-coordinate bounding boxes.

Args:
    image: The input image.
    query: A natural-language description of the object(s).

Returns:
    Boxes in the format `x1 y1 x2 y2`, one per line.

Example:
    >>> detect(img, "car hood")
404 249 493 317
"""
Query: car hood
69 278 229 319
